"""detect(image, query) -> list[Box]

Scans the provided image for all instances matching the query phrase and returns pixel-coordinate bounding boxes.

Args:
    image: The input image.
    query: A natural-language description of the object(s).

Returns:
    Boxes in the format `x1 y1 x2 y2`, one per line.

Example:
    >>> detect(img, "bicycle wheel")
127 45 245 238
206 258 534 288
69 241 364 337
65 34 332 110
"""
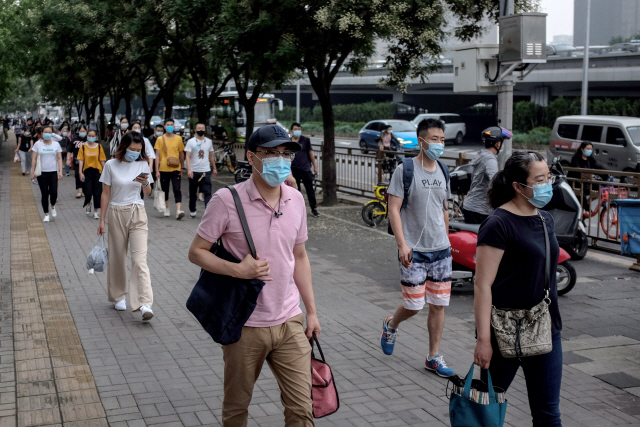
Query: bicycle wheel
362 201 386 226
227 155 236 173
600 204 620 239
583 196 601 219
448 200 463 220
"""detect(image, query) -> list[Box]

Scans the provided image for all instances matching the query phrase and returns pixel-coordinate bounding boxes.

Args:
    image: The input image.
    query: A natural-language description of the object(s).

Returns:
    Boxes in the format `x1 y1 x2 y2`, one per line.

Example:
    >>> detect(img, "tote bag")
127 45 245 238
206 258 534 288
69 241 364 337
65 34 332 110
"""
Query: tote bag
449 364 507 427
310 333 339 418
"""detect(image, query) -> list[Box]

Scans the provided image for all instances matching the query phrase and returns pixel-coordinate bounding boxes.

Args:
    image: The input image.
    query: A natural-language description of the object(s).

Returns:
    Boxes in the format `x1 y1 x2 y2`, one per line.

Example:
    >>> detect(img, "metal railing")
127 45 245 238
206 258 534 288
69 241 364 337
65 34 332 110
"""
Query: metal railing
220 140 471 197
564 166 640 254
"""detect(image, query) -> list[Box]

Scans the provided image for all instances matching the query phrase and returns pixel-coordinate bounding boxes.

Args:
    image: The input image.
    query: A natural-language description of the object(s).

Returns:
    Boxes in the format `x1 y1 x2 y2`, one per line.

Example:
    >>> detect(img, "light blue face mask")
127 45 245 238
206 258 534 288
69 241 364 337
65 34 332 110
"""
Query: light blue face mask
421 139 444 160
584 149 593 157
520 180 553 208
166 126 174 133
87 137 97 142
293 130 302 137
79 132 87 138
155 131 163 137
253 154 292 187
43 133 52 140
125 149 140 162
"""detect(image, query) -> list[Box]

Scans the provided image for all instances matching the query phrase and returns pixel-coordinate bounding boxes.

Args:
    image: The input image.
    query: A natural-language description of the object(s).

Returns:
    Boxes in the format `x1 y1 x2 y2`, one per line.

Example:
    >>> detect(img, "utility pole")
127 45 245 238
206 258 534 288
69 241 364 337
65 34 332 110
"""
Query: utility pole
497 0 514 168
581 0 591 115
296 81 300 123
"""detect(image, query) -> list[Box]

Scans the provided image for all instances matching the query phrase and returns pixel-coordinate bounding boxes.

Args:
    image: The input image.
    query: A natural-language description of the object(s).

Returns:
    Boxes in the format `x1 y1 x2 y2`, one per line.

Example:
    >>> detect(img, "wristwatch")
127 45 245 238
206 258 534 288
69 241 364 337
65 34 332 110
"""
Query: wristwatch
143 181 150 187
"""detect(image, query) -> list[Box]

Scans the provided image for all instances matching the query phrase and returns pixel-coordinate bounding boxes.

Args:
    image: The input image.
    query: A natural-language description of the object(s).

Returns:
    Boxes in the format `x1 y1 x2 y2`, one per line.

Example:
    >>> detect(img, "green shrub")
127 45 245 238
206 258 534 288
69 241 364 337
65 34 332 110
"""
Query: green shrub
513 101 542 133
512 127 552 148
277 101 396 123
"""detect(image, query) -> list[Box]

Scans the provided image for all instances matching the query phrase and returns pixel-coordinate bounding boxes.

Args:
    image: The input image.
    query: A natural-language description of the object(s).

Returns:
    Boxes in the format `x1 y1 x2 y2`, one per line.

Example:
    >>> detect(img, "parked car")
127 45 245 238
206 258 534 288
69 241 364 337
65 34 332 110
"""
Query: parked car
605 43 640 54
358 120 418 153
149 116 163 126
548 115 640 173
411 113 466 145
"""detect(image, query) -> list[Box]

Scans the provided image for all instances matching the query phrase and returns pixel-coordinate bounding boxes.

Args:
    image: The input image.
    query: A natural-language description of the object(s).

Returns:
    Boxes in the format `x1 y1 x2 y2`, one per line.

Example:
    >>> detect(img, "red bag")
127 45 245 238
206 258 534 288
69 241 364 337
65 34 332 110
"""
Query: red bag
310 333 339 418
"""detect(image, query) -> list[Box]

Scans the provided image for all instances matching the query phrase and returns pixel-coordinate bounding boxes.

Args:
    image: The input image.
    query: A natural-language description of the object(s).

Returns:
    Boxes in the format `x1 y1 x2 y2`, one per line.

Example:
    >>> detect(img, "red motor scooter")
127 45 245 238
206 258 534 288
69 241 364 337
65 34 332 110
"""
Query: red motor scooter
449 221 577 296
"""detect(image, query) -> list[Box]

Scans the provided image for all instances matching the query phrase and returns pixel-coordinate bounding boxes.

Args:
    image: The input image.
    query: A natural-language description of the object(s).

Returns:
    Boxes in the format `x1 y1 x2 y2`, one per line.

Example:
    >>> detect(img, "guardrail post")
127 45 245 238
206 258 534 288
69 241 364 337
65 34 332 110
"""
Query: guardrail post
456 152 467 166
632 256 640 272
376 149 383 183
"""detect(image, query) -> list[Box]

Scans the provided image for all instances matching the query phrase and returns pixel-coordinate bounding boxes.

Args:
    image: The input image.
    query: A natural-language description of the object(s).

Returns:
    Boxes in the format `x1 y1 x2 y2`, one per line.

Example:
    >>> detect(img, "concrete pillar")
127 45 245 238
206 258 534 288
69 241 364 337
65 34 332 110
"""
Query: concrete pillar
532 86 550 107
392 92 404 103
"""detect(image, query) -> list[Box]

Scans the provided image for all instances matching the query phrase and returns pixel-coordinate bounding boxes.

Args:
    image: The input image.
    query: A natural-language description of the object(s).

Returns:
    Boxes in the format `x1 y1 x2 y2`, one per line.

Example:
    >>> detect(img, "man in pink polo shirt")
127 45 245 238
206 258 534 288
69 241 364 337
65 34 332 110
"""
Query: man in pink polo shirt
188 125 321 427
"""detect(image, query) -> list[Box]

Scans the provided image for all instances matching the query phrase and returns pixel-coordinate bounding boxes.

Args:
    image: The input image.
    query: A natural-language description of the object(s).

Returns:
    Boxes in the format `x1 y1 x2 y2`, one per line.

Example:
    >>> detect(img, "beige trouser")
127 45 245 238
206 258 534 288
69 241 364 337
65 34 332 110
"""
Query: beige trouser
222 313 313 427
107 204 153 311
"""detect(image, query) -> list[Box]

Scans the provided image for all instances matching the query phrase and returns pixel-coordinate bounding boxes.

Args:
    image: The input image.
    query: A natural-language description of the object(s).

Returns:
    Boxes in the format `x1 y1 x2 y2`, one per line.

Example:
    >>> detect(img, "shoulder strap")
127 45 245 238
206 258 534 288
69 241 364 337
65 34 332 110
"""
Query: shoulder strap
227 186 257 259
436 160 450 192
162 135 168 157
538 211 551 296
401 158 414 209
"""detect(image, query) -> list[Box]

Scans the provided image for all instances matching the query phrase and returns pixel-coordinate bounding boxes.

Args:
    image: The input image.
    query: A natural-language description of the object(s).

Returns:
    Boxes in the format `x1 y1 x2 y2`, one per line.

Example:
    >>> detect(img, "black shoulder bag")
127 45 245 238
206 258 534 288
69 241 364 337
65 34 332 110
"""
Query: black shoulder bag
186 185 266 345
490 211 553 358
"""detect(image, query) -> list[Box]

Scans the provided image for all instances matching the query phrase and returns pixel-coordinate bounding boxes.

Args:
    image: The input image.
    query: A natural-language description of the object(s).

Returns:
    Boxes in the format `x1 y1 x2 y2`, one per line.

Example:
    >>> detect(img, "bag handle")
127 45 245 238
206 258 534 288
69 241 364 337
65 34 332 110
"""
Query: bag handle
95 235 105 248
538 211 551 297
227 186 257 259
463 363 496 403
309 332 325 362
162 135 169 158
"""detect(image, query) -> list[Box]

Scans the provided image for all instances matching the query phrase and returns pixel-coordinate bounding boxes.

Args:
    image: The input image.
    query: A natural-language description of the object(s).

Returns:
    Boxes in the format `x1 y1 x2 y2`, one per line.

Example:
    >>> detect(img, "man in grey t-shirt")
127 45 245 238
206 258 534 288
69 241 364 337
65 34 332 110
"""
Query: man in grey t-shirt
462 126 509 224
380 118 456 378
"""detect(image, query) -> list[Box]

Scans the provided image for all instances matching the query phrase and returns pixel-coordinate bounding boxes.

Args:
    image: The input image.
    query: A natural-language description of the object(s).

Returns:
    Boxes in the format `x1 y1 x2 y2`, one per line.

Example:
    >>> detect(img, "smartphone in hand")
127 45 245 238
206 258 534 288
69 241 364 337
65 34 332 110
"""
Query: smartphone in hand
133 172 149 181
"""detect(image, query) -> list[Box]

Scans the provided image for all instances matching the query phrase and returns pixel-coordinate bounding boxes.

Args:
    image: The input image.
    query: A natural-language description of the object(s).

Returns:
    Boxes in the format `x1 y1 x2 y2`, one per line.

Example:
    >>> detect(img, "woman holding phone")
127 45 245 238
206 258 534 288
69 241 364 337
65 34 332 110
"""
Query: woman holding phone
98 131 155 321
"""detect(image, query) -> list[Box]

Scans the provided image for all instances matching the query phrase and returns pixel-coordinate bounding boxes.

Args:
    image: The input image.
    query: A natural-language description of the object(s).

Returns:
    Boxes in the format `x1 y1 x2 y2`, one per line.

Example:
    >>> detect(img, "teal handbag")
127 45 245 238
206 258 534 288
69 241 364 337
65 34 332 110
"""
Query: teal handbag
449 364 507 427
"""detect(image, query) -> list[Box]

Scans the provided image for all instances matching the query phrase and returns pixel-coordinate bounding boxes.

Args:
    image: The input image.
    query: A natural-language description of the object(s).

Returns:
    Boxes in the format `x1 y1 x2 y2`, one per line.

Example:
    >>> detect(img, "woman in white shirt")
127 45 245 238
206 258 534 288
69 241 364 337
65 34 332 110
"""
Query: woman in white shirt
131 121 156 198
98 131 155 321
31 125 63 222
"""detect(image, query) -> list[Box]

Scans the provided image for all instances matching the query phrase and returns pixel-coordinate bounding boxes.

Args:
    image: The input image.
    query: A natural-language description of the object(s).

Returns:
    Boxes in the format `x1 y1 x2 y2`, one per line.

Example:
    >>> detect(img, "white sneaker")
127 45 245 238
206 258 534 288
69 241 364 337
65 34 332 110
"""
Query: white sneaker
114 299 126 311
85 205 91 215
141 305 154 321
43 215 50 223
93 212 99 219
176 211 185 220
164 209 171 217
189 212 197 219
51 207 57 217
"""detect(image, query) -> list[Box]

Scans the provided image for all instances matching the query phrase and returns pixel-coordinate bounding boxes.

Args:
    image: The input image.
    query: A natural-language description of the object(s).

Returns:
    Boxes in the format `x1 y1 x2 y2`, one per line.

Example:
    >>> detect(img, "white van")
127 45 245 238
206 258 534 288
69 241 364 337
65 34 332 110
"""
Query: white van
548 116 640 172
411 113 466 145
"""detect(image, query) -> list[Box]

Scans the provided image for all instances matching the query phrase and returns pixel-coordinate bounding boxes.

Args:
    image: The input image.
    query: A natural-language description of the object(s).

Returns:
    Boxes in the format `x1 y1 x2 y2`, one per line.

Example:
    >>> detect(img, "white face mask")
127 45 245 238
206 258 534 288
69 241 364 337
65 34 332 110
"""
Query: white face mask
121 123 129 130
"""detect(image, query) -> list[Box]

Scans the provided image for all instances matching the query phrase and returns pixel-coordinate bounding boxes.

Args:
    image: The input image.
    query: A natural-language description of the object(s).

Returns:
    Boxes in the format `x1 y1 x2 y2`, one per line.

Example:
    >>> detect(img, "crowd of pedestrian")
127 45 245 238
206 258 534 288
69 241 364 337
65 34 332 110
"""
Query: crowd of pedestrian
1 113 570 427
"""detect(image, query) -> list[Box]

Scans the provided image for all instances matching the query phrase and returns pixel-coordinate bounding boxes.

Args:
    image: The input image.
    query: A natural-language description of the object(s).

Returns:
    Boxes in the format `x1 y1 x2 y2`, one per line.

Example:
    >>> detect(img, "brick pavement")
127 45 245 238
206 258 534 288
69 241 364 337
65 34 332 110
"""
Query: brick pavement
3 134 639 426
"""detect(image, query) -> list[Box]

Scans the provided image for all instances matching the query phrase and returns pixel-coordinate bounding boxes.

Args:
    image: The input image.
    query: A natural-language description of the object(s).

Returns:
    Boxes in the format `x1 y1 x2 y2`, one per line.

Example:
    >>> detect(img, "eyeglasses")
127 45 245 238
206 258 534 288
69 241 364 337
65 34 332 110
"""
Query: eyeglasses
520 175 556 189
255 149 295 160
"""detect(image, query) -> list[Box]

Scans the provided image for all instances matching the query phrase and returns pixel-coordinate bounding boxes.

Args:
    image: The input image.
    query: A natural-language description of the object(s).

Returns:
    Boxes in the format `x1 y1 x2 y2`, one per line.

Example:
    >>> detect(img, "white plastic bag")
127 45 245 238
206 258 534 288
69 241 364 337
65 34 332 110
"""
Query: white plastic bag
86 235 109 274
34 153 42 177
153 187 166 212
14 153 20 163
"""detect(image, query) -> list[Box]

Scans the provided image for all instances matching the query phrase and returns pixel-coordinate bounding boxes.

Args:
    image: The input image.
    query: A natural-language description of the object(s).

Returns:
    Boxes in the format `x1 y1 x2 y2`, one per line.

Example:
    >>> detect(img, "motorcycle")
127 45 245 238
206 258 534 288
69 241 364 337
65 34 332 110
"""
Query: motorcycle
234 161 252 183
448 221 577 296
543 159 589 260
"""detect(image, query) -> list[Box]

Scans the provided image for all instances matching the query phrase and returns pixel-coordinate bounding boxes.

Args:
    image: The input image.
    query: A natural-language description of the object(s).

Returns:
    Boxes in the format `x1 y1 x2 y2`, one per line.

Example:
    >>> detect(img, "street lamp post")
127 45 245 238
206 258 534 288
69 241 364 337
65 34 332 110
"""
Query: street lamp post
296 81 300 124
581 0 591 115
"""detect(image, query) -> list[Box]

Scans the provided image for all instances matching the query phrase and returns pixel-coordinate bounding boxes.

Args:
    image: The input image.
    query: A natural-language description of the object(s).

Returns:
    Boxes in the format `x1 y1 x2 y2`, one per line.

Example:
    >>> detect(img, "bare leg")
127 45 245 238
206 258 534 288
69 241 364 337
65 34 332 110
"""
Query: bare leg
176 202 182 212
388 305 420 330
427 304 445 356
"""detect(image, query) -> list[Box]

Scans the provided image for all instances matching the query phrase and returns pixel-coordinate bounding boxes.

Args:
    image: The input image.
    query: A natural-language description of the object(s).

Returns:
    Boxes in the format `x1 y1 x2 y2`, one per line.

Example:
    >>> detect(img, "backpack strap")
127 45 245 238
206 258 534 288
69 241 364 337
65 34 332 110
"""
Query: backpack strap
401 158 414 209
436 159 451 210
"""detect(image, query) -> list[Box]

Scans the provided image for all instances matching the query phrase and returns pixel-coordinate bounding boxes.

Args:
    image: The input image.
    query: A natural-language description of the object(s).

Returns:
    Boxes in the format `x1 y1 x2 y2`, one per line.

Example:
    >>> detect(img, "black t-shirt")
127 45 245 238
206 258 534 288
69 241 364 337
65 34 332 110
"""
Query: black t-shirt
18 135 32 152
477 208 562 333
291 135 312 173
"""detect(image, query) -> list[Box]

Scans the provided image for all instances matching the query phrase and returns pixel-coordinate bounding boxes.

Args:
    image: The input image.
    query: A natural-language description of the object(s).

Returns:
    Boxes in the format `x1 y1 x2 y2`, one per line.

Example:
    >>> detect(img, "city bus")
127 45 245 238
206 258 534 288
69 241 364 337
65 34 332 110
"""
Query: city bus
210 92 285 142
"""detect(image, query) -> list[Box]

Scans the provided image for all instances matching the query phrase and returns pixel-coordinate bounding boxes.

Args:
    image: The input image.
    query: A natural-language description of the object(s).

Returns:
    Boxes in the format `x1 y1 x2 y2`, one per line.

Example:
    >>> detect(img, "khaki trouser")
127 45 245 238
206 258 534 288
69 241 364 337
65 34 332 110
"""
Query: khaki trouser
222 313 313 427
107 204 153 311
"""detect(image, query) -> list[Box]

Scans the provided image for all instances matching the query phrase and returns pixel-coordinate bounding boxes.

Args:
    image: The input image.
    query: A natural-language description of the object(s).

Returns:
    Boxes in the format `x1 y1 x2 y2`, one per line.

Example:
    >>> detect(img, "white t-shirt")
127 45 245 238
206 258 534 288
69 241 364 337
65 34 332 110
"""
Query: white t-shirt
99 159 154 206
184 137 214 173
32 140 62 172
143 137 156 159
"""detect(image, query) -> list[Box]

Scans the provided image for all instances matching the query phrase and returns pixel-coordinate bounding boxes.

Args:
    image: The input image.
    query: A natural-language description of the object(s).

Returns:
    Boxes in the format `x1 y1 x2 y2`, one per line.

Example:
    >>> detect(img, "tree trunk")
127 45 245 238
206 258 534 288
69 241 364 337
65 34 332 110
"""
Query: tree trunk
164 91 174 119
83 94 91 122
99 94 106 141
310 80 337 205
124 90 132 121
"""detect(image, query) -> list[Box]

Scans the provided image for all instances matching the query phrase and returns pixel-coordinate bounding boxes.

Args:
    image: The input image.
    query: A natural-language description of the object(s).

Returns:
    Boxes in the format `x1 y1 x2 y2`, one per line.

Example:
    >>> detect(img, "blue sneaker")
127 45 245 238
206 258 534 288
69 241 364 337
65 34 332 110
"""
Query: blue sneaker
425 354 456 378
380 316 398 355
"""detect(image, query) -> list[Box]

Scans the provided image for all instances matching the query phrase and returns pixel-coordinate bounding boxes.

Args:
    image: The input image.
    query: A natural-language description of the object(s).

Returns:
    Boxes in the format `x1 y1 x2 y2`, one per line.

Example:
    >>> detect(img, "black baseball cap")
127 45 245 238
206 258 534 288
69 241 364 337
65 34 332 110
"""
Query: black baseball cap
247 124 301 152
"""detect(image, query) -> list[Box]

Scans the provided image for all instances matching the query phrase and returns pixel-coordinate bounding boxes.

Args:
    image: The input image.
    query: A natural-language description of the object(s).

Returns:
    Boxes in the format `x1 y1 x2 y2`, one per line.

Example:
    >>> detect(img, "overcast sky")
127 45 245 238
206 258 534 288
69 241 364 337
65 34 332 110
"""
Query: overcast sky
540 0 574 42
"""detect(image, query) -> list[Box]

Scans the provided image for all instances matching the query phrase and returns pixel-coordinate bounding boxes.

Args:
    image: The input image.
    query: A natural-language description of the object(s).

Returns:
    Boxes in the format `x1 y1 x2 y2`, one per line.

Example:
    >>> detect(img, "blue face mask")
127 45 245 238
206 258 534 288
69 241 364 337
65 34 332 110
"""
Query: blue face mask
43 133 52 140
584 149 593 157
79 132 87 138
87 137 97 142
421 139 444 160
520 181 553 208
125 150 140 162
253 154 292 187
166 126 174 133
293 130 302 137
155 131 163 137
